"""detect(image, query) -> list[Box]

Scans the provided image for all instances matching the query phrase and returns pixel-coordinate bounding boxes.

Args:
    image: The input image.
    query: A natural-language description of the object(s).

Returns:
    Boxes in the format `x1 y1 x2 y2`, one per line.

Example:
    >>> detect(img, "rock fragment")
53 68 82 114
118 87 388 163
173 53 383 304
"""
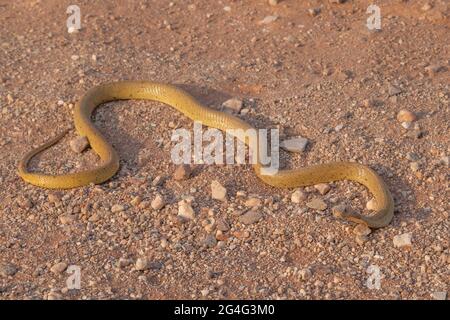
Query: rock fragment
69 136 89 153
281 137 308 153
173 164 191 180
239 211 262 225
50 262 68 274
178 200 195 220
211 180 227 201
291 189 306 203
306 198 327 211
151 194 166 211
393 233 412 248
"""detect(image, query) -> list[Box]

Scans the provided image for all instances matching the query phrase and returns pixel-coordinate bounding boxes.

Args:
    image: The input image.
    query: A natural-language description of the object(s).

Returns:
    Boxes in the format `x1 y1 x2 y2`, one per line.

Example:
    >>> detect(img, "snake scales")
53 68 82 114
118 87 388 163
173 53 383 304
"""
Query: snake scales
18 81 394 228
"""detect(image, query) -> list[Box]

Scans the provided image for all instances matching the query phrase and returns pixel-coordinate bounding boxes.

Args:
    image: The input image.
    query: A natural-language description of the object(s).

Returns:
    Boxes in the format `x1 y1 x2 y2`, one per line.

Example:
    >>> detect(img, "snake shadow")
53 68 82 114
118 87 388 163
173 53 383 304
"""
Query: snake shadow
92 84 241 180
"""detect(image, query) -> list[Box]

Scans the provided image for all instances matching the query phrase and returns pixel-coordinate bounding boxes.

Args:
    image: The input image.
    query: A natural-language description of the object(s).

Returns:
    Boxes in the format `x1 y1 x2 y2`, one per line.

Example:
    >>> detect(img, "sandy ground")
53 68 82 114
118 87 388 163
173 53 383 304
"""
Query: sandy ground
0 0 448 300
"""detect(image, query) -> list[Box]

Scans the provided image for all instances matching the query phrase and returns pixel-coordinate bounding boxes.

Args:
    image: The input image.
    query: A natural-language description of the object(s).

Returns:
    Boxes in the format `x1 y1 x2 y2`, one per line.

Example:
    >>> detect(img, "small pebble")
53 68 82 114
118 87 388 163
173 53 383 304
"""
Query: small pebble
393 233 412 248
314 183 330 195
397 109 417 123
69 136 89 153
388 84 402 96
151 194 165 211
431 291 447 300
245 197 261 207
211 180 227 201
259 15 278 25
239 210 262 225
222 98 243 113
291 189 306 203
280 137 308 153
173 164 191 180
135 257 149 271
366 198 377 210
178 200 195 220
306 198 327 211
50 262 68 274
111 204 125 213
68 26 78 34
353 224 372 236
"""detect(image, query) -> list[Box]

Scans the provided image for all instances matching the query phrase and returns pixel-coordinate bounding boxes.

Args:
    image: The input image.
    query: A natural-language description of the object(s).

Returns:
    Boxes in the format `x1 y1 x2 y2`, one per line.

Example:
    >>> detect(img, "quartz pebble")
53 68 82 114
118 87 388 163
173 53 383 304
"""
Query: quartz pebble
151 194 166 211
178 200 195 220
314 183 330 195
393 233 412 248
366 198 377 211
135 257 149 271
222 98 243 113
111 204 125 213
245 197 261 207
281 137 308 153
259 15 278 25
211 180 227 201
291 189 306 203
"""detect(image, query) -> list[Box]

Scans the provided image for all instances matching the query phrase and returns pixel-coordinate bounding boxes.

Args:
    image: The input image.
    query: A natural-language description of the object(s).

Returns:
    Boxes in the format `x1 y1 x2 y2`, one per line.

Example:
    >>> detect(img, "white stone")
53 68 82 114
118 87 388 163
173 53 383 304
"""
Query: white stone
178 200 195 220
211 180 227 201
291 189 306 203
222 98 243 113
314 183 330 195
135 257 149 271
393 233 412 248
366 198 377 210
151 194 165 211
259 15 278 24
111 204 125 213
281 137 308 153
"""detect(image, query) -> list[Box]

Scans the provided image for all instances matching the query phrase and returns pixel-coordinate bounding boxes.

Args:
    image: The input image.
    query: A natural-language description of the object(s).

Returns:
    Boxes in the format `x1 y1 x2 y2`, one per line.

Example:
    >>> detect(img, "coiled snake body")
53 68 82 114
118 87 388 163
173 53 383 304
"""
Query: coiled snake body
18 81 394 228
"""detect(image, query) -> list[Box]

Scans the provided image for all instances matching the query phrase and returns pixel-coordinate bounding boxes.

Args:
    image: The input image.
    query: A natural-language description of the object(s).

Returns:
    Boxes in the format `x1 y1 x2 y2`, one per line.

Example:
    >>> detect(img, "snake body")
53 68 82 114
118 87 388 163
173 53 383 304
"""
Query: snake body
18 81 394 228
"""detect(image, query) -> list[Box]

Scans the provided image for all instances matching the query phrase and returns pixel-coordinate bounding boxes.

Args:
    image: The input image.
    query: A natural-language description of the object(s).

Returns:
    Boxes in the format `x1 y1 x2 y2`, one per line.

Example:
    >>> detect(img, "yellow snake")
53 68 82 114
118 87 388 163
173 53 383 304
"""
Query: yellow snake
18 81 394 228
